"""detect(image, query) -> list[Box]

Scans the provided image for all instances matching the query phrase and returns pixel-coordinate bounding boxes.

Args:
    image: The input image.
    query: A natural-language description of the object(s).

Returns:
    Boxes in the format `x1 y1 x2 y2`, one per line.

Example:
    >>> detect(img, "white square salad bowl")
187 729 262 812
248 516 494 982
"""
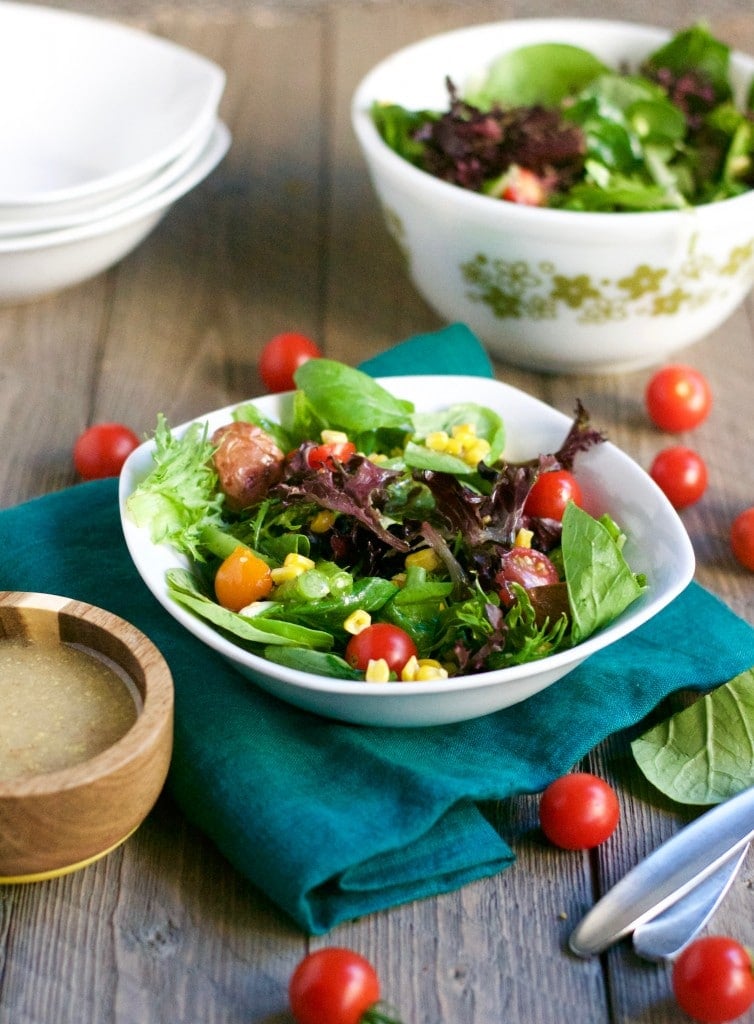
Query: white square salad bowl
119 376 694 727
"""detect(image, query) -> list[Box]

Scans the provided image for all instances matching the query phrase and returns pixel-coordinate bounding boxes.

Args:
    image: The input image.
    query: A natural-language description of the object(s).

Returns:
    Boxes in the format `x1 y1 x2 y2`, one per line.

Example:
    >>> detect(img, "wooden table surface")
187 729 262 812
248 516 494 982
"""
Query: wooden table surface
1 1 753 1022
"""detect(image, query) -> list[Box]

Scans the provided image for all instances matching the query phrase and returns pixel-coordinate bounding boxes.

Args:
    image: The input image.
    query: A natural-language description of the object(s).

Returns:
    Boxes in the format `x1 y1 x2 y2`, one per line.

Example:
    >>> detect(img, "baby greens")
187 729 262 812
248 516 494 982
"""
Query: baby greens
127 359 646 682
372 24 754 211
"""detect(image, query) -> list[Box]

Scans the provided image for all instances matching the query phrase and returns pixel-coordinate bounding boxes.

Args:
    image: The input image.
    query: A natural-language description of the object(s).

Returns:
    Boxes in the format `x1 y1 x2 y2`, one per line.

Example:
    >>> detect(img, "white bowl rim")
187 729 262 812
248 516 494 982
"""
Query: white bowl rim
0 0 226 207
351 16 754 230
0 121 231 254
119 374 695 709
0 117 218 238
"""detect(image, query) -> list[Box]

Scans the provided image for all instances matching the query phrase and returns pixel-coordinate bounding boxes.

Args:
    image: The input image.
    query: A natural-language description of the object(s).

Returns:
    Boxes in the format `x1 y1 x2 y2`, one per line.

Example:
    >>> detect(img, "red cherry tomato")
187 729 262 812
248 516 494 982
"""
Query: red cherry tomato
672 936 754 1024
259 332 322 393
539 772 620 850
524 470 583 521
73 422 140 480
500 166 548 206
307 440 357 470
289 948 381 1024
496 548 559 606
345 623 417 675
731 507 754 572
649 446 708 509
645 364 712 433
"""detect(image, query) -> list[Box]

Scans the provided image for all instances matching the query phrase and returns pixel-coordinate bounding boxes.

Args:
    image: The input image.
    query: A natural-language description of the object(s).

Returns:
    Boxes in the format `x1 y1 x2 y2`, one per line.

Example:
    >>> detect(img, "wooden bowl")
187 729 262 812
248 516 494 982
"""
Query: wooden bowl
0 591 173 882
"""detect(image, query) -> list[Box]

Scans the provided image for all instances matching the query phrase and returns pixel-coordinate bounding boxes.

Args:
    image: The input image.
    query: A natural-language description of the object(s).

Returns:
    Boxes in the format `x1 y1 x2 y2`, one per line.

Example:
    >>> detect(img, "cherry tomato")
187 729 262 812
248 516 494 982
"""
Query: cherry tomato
539 772 620 850
500 166 548 206
307 439 357 470
649 445 708 509
345 623 417 674
496 548 559 605
645 364 712 432
73 422 140 480
672 936 754 1024
259 332 322 393
214 546 273 611
289 948 381 1024
731 507 754 572
524 470 583 521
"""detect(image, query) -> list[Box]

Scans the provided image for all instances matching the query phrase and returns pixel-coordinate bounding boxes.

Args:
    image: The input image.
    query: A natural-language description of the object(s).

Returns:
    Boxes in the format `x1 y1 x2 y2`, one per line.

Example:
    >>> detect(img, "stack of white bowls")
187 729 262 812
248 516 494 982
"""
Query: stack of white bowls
0 1 231 302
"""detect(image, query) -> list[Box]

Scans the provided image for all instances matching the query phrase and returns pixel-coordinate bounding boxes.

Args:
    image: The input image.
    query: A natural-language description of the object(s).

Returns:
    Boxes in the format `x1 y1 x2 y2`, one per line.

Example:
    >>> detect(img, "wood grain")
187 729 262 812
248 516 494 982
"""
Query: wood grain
0 2 753 1022
0 594 173 878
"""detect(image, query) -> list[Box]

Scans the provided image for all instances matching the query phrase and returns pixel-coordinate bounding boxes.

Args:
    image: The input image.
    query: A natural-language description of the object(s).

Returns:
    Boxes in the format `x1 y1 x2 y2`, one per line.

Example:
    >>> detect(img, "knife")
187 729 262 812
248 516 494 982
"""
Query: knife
631 842 750 961
569 785 754 958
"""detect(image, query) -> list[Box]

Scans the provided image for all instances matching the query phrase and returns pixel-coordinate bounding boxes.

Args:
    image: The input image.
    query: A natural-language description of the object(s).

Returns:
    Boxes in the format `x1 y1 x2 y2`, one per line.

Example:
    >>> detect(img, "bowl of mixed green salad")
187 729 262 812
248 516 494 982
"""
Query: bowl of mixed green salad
119 362 694 726
351 19 754 373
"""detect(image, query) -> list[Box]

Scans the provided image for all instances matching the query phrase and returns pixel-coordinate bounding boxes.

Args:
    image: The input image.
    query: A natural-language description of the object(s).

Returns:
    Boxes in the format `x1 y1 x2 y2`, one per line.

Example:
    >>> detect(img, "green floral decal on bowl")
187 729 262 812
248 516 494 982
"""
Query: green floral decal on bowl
460 233 754 323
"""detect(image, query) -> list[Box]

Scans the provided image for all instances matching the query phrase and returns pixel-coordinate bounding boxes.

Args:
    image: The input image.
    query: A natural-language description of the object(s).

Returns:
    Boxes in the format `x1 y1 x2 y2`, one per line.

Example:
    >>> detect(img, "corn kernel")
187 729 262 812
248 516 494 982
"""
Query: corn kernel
445 437 463 455
321 429 349 445
391 572 407 588
514 527 534 548
343 609 371 635
283 552 315 571
270 565 302 584
425 430 449 451
451 422 477 438
405 548 441 572
401 655 420 681
416 664 449 681
365 658 390 683
309 509 337 533
465 440 491 466
418 658 444 670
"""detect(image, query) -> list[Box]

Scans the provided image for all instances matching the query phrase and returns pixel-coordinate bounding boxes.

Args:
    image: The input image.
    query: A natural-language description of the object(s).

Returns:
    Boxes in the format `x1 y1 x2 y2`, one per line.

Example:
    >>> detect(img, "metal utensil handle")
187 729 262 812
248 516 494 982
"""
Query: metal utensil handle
570 785 754 957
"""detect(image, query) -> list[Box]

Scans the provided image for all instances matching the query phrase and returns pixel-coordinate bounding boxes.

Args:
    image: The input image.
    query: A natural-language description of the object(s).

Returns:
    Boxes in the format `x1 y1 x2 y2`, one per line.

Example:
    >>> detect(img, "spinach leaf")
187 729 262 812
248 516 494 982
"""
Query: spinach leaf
631 669 754 804
562 503 646 643
643 23 732 104
293 358 414 433
466 42 608 108
262 646 362 680
166 569 334 649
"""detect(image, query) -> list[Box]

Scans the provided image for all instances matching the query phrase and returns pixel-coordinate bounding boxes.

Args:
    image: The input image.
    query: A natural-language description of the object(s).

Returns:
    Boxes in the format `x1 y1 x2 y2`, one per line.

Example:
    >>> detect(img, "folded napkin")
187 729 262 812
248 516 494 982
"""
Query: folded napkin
4 323 754 936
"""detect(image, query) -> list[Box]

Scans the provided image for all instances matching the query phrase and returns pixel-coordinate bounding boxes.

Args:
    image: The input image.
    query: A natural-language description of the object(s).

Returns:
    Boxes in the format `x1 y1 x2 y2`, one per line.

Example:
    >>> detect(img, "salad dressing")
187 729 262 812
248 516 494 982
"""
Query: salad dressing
0 639 140 782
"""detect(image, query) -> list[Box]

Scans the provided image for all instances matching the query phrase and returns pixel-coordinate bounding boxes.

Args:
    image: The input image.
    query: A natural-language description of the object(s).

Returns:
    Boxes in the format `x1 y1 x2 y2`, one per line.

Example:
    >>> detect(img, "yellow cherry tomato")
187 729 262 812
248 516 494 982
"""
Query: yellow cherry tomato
214 546 273 611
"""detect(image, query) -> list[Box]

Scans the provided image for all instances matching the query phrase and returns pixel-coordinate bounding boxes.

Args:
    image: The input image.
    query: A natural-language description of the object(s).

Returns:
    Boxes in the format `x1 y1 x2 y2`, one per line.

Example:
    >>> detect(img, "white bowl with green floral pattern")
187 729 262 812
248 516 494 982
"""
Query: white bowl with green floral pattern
352 19 754 374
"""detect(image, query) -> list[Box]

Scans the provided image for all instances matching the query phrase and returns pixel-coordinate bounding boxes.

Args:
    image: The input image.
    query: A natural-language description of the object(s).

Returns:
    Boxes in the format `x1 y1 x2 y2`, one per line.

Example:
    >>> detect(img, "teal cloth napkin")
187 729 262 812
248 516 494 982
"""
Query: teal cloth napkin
3 323 754 935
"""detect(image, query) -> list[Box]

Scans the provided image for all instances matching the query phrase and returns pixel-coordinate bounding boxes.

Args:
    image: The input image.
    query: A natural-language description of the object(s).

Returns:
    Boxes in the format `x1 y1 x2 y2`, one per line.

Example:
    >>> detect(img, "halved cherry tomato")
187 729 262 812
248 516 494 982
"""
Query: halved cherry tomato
289 948 399 1024
345 623 417 674
524 470 583 521
307 440 357 470
539 772 620 850
214 546 273 611
259 332 322 393
645 364 712 433
672 936 754 1024
731 507 754 572
649 445 708 509
73 422 140 480
496 548 559 606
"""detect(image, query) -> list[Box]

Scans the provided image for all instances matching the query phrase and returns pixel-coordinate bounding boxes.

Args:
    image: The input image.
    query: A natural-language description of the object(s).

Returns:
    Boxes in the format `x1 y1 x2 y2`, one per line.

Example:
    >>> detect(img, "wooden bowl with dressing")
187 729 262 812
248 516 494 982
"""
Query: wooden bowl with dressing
0 591 173 882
